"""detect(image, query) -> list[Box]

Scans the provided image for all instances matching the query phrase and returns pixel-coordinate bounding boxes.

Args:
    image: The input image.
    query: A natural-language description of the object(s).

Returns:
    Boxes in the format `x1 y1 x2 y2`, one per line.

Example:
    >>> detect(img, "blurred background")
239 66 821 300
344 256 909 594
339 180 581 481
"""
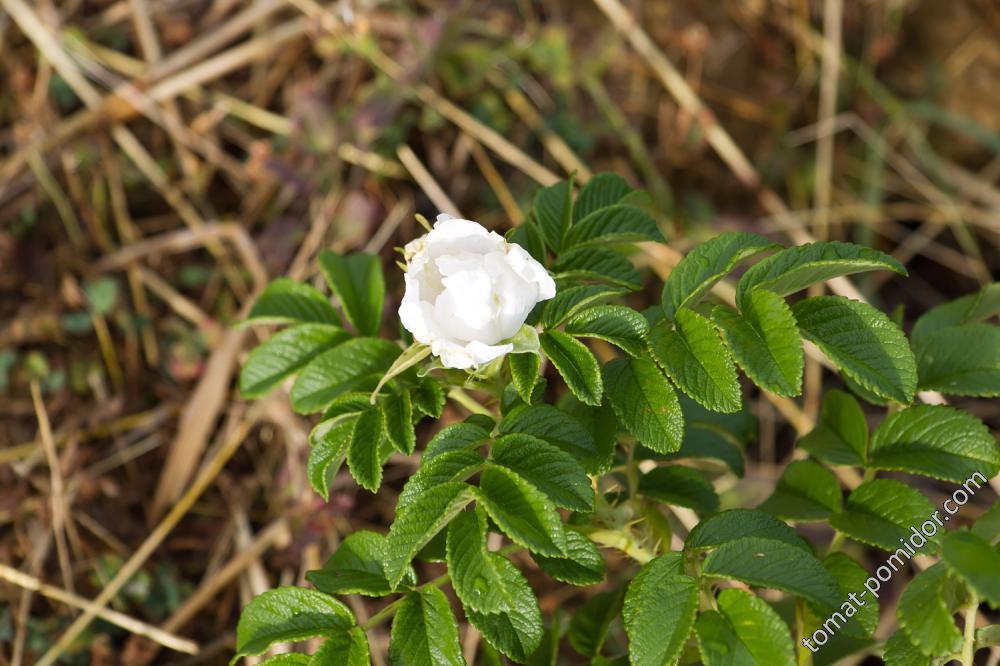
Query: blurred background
0 0 997 663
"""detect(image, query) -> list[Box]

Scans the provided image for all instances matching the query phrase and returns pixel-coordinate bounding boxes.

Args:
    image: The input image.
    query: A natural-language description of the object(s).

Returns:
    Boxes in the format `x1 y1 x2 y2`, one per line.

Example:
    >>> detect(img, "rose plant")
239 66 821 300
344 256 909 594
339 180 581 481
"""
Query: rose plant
233 174 999 665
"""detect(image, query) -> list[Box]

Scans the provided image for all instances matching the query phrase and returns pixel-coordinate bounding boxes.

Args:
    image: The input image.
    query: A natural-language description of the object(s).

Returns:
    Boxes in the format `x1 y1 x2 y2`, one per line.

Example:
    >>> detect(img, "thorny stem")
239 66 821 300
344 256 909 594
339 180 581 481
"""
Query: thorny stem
961 596 978 666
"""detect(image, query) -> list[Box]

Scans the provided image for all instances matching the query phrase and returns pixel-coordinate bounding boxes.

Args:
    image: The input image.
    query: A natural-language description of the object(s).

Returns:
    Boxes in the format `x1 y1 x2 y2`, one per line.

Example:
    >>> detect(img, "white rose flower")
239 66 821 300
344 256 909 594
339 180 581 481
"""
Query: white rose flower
399 214 556 370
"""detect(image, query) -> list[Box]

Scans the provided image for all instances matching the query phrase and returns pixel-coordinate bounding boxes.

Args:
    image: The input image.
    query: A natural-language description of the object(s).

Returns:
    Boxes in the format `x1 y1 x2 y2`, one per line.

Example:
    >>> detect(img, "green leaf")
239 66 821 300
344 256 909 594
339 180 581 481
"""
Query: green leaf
565 205 664 247
713 289 803 397
911 283 1000 342
829 479 937 552
758 460 842 522
915 324 1000 397
868 404 1000 483
976 625 1000 650
234 587 354 658
465 554 543 662
649 308 741 413
797 389 868 466
307 418 354 500
412 376 446 418
499 405 604 474
291 339 401 413
447 508 513 614
389 587 464 666
311 627 370 666
603 357 684 454
568 588 624 657
383 482 475 588
897 563 963 657
972 499 1000 546
424 420 491 461
475 464 567 556
319 392 372 420
509 352 541 404
318 251 384 336
559 396 617 475
564 305 649 357
638 465 719 514
491 434 593 511
347 408 385 492
539 331 603 406
396 449 482 512
533 176 573 252
552 246 641 290
821 553 880 639
258 655 310 666
695 588 795 666
507 221 546 264
661 231 779 319
883 630 936 666
701 536 842 611
572 173 634 222
540 284 625 328
624 553 699 666
531 530 605 586
307 531 415 597
240 324 349 398
244 278 341 326
657 425 745 478
736 241 906 310
941 531 1000 608
382 391 416 455
791 296 917 404
685 509 811 553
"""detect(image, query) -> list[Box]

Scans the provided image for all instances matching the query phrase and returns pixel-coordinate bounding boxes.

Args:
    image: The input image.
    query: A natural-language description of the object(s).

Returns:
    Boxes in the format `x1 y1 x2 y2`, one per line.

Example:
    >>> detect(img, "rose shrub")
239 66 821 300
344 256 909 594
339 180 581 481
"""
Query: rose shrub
232 173 1000 666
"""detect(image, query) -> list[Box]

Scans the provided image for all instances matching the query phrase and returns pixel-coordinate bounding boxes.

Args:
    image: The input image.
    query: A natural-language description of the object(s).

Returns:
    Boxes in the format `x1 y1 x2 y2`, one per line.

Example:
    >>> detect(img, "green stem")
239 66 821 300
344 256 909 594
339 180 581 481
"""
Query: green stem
447 388 494 417
960 596 978 666
826 530 846 556
795 600 814 666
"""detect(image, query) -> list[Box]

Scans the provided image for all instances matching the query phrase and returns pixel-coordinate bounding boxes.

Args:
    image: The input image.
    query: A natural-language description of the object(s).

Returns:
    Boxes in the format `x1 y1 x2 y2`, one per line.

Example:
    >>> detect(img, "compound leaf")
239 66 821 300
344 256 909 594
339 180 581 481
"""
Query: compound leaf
603 357 684 454
695 588 795 666
565 305 649 357
384 482 474 588
240 324 348 398
662 231 778 319
291 339 401 414
491 433 593 511
234 587 354 658
792 296 917 404
868 404 999 483
389 587 464 666
539 330 603 406
475 464 567 557
713 289 803 397
829 479 937 552
737 241 905 310
318 251 384 336
758 460 842 522
638 465 719 514
244 278 341 326
624 553 699 666
649 308 741 413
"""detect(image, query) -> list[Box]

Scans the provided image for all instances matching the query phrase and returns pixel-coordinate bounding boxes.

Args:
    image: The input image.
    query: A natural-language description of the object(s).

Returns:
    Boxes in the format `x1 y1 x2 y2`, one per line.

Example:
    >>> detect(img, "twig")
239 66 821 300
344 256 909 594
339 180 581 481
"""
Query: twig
35 403 265 666
397 145 461 216
30 381 74 597
0 562 199 655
